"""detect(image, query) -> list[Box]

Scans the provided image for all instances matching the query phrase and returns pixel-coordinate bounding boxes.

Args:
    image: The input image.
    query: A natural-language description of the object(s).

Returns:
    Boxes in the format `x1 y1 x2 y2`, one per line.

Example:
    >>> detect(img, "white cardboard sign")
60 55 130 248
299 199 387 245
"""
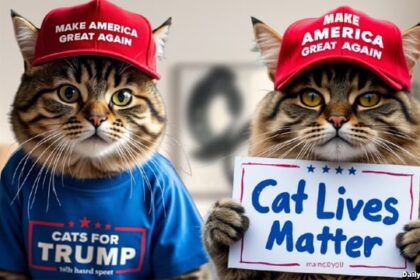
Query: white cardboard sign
228 156 420 277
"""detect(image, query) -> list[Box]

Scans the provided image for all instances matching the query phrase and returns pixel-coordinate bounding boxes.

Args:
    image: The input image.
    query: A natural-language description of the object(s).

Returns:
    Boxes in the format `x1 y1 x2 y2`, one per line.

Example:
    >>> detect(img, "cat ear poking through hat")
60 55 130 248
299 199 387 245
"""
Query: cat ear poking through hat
153 17 172 60
251 17 282 82
11 10 39 72
402 23 420 74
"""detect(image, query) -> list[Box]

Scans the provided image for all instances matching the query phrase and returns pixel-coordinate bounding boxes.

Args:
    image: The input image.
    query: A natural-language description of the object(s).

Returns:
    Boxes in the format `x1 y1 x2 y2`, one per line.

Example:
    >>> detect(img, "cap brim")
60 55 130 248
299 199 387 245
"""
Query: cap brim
276 55 408 92
33 49 160 80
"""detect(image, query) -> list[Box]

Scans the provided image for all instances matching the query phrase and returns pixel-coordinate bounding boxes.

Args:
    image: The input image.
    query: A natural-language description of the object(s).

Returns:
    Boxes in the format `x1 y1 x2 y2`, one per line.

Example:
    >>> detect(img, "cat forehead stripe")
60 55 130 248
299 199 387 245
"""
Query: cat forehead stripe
275 6 411 92
32 0 160 79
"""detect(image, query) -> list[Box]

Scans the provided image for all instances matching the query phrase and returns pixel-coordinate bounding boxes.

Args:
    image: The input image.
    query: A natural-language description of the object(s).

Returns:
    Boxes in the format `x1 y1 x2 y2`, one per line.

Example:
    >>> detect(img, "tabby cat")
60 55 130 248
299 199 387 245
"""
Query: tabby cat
0 8 206 280
203 19 420 280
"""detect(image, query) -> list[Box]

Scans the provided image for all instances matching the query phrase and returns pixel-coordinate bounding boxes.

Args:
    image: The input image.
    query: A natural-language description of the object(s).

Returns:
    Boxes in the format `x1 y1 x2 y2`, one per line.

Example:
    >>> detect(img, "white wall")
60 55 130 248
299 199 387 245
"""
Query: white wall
1 0 419 215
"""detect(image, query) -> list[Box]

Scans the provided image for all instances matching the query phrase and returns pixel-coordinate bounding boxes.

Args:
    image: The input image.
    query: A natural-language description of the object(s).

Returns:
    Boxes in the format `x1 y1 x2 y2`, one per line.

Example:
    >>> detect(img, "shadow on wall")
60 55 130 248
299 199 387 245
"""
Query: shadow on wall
168 63 272 216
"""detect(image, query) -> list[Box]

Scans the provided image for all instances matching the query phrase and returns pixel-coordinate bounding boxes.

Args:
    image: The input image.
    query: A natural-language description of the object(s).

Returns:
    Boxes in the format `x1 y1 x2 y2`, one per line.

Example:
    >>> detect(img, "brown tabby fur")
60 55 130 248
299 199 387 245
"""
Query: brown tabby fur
203 19 420 280
1 11 206 280
11 56 166 180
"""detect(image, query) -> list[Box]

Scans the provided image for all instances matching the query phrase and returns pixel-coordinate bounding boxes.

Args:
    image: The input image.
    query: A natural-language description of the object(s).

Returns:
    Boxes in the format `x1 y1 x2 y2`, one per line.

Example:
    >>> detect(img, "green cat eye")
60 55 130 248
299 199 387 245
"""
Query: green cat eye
58 85 80 103
111 89 133 107
301 91 323 107
358 92 381 107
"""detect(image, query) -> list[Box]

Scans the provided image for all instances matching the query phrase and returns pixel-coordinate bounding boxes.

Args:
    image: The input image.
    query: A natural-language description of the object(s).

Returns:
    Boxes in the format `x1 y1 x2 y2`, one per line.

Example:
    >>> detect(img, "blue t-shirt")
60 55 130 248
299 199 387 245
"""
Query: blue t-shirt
0 150 208 279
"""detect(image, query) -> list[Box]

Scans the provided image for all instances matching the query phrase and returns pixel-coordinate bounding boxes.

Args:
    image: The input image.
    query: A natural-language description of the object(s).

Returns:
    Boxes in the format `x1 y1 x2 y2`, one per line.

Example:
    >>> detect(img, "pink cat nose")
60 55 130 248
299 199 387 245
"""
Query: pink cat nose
87 115 107 128
328 116 347 129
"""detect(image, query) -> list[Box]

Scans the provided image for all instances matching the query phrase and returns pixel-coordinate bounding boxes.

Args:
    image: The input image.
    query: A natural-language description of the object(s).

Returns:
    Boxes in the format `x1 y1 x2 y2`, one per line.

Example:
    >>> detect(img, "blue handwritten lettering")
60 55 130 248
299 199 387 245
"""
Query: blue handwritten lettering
266 220 293 251
252 179 276 213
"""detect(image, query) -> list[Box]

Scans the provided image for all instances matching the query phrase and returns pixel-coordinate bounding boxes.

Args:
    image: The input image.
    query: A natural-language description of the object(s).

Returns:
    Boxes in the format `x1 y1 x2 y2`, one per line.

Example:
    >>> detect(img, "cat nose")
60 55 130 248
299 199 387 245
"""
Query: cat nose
87 114 107 128
328 116 347 129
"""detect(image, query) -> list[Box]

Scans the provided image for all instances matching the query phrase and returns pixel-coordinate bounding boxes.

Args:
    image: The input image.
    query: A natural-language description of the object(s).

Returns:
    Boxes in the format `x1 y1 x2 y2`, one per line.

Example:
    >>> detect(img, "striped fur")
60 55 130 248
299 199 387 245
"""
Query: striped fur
250 65 420 164
204 64 420 280
5 12 207 280
204 19 420 280
11 56 166 179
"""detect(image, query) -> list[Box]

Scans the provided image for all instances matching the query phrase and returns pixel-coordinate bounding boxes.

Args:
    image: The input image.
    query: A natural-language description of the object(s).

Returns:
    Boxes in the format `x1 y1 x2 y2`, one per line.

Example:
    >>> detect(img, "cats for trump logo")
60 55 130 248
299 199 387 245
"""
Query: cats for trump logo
28 217 146 277
228 156 420 278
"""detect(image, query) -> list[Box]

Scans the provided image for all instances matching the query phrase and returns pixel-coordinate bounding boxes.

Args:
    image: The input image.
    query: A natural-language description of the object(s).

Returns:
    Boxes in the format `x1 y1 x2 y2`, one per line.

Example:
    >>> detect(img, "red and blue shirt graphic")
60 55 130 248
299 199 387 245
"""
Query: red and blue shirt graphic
0 151 208 279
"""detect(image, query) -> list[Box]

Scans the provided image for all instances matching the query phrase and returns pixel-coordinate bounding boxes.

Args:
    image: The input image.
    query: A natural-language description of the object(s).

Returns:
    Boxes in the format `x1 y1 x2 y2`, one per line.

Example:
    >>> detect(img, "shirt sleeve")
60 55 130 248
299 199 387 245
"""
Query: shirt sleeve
150 156 208 279
0 154 29 274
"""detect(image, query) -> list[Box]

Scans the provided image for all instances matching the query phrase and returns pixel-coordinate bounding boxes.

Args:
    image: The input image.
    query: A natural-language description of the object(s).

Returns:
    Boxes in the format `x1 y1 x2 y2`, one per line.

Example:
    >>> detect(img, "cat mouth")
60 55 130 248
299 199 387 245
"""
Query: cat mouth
321 135 353 147
83 135 109 144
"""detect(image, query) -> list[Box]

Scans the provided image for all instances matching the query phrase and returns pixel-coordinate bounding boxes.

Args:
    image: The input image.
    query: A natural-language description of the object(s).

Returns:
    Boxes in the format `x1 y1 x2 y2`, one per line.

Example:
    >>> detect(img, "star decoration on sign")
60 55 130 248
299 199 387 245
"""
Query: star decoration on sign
105 224 112 230
80 217 91 228
95 222 102 229
335 166 343 174
349 167 357 175
68 220 75 228
307 165 315 173
322 165 330 173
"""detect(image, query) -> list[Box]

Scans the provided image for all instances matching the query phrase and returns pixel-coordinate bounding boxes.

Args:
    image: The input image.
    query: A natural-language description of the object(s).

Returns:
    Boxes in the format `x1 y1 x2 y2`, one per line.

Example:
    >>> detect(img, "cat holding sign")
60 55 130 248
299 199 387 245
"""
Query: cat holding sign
203 6 420 280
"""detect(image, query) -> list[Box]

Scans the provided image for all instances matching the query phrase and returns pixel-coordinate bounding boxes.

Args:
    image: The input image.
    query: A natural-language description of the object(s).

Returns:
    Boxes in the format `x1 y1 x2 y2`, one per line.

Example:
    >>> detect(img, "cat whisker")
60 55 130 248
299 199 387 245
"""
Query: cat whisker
25 135 66 216
60 142 75 187
12 132 64 202
297 141 316 161
115 145 135 199
8 128 59 152
43 140 66 212
295 142 311 160
378 130 416 142
160 132 192 176
40 139 67 197
258 134 306 158
366 146 386 165
129 132 193 176
247 133 285 152
12 130 62 185
374 136 420 164
277 139 308 159
118 139 155 213
47 140 71 210
360 145 375 164
64 142 77 177
123 139 167 216
123 136 167 207
253 137 291 158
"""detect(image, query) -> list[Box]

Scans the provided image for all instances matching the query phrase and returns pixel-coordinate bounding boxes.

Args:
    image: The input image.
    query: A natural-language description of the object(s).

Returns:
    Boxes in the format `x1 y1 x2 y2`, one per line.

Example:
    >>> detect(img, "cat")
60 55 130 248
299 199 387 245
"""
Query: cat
203 17 420 280
0 4 207 280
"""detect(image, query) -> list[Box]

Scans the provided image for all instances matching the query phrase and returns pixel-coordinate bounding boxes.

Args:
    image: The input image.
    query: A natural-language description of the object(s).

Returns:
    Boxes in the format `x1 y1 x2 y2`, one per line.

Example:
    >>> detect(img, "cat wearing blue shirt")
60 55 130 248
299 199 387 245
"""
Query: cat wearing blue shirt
0 8 207 280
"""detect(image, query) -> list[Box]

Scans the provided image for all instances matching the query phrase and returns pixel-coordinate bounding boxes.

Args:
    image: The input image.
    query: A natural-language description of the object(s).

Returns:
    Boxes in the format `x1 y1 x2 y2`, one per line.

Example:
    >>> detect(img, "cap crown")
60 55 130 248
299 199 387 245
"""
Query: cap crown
274 6 410 91
33 0 159 79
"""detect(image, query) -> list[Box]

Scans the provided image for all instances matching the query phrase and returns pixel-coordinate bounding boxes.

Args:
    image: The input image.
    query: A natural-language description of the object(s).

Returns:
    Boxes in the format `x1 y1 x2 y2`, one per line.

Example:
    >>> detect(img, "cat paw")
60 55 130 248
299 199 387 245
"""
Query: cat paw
397 220 420 270
204 198 249 248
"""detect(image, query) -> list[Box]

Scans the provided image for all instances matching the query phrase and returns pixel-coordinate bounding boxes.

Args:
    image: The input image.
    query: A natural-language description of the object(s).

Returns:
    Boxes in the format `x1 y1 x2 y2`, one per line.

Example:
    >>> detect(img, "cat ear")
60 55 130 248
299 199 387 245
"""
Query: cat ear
11 10 39 70
252 17 282 81
402 23 420 73
153 17 172 60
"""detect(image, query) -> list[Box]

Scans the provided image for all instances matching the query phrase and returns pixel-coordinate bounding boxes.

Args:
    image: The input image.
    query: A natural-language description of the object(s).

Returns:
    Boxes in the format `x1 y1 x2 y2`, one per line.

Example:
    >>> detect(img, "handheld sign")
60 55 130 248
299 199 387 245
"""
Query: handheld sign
228 157 420 277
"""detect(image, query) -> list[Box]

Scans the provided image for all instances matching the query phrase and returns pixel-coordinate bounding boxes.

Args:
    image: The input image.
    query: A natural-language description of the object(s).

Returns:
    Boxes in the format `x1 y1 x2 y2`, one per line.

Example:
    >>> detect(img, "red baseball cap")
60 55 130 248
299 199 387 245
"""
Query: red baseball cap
275 6 411 92
33 0 159 79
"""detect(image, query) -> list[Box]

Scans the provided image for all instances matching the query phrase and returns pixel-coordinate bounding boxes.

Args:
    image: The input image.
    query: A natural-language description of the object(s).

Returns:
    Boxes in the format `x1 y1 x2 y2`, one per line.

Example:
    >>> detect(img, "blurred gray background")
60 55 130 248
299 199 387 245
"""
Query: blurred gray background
0 0 419 216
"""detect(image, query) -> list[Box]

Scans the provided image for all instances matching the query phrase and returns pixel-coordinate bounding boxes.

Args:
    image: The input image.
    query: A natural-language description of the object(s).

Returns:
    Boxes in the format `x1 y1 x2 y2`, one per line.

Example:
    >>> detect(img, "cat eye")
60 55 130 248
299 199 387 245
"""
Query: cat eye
58 85 80 103
300 91 323 107
111 89 133 107
358 92 381 108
